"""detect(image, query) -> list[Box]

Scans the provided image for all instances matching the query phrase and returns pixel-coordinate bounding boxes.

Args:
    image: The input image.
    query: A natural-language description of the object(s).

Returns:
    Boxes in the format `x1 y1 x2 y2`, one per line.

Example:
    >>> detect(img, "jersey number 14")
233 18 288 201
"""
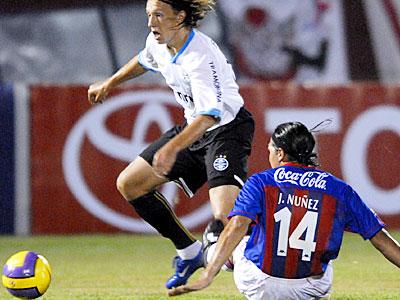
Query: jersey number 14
274 207 318 262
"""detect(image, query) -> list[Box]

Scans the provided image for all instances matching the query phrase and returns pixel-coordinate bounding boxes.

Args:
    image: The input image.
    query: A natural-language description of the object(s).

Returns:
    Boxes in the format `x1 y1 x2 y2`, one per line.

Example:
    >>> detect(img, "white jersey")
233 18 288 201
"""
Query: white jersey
138 29 244 131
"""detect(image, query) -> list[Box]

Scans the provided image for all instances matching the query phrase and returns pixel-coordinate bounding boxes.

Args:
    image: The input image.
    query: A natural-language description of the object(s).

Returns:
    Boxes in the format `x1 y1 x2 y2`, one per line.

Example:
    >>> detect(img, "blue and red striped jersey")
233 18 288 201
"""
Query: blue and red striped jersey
229 164 385 279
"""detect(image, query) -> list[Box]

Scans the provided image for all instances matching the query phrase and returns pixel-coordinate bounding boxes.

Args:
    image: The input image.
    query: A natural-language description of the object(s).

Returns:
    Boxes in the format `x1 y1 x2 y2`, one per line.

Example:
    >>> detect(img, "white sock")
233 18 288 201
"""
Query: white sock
177 241 202 260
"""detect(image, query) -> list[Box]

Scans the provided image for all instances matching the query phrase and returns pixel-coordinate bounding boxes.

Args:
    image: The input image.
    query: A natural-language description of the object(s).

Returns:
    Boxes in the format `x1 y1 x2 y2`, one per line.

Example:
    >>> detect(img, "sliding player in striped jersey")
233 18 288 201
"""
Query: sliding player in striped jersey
169 122 400 299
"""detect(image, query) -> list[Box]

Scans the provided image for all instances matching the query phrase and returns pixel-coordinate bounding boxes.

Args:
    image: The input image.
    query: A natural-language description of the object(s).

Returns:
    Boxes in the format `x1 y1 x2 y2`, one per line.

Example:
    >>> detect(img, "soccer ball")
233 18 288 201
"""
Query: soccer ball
204 243 234 272
2 251 52 299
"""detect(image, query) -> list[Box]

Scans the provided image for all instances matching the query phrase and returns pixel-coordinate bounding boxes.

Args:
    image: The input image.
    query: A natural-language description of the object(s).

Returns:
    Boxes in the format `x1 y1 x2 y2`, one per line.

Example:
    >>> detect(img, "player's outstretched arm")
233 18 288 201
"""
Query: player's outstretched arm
168 216 251 297
88 55 146 105
370 228 400 268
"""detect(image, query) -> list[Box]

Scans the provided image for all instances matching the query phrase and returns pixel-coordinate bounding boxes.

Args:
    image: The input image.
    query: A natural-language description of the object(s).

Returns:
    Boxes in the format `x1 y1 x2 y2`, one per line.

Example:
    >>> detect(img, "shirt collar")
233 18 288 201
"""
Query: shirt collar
171 29 195 64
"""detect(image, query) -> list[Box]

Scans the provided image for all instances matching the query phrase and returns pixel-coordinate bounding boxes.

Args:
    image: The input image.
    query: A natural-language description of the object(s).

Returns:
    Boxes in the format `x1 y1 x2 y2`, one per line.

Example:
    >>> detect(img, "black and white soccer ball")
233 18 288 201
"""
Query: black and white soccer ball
202 219 233 271
204 242 234 272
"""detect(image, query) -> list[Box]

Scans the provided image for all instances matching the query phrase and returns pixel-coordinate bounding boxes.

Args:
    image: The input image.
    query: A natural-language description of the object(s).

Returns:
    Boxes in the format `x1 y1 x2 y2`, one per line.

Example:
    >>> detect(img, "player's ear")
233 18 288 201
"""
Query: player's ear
277 148 285 163
177 10 186 23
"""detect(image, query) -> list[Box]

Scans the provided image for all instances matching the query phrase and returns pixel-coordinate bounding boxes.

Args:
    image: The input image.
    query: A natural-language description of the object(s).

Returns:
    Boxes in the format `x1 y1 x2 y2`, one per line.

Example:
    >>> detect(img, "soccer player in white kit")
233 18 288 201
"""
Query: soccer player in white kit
88 0 254 289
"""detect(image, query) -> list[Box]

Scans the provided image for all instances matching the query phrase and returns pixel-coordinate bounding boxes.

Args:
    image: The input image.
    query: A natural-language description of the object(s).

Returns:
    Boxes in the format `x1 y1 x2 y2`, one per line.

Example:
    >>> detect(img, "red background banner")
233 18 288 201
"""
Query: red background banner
30 83 400 233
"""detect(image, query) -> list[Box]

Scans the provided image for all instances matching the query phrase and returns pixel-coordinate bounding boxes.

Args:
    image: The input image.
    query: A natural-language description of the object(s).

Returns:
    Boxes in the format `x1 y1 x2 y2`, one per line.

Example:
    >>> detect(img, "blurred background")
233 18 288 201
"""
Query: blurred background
0 0 399 236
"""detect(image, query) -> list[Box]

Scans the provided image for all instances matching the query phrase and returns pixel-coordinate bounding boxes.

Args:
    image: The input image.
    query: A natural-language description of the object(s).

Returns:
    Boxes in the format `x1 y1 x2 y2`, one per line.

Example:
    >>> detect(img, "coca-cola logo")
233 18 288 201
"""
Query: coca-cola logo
273 168 329 190
62 90 212 233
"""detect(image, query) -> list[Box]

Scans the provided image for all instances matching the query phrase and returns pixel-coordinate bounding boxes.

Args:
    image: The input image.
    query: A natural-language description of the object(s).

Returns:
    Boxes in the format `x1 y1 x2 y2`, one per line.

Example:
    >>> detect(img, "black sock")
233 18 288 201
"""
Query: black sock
129 191 196 249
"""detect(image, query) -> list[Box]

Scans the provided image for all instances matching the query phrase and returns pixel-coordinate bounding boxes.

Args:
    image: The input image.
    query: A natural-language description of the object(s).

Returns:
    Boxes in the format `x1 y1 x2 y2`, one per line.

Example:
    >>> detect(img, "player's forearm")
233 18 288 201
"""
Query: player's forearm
204 216 250 279
370 229 400 268
107 55 147 88
167 115 217 152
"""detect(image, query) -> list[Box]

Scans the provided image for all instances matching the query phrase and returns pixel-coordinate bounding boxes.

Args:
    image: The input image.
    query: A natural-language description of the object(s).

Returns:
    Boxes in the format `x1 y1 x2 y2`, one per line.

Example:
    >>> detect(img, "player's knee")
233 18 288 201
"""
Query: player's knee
116 172 129 199
116 171 142 201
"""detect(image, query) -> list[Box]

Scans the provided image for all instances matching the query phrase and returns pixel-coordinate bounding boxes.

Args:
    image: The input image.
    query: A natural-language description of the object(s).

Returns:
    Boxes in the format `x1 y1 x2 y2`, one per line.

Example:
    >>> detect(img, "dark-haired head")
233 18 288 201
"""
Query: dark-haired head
159 0 215 28
271 122 318 167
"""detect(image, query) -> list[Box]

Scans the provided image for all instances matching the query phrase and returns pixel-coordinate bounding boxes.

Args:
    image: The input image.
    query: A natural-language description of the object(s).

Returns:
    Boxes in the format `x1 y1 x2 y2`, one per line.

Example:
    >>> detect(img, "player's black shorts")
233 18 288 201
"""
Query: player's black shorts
139 107 255 197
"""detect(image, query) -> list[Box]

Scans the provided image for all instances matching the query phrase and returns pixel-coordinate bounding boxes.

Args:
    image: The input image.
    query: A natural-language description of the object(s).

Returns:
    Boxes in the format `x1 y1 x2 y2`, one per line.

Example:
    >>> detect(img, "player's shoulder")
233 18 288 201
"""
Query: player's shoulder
313 168 353 199
179 30 221 65
246 169 277 187
192 29 216 46
188 29 213 48
321 170 349 189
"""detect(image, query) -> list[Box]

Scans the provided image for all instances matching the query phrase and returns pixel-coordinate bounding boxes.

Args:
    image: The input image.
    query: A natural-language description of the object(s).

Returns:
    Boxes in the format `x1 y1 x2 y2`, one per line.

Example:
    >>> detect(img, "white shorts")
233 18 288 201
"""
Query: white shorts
232 237 333 300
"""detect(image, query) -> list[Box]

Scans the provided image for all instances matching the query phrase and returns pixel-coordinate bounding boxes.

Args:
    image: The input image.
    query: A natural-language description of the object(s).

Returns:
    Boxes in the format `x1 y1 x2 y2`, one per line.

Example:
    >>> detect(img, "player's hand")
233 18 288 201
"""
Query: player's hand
153 143 178 178
167 275 213 297
88 80 111 105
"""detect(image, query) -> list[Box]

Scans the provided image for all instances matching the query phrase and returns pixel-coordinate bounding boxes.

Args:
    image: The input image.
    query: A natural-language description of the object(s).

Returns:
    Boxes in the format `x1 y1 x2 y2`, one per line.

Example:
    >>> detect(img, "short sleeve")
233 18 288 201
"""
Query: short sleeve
344 186 385 240
229 175 263 223
185 53 224 119
138 34 158 72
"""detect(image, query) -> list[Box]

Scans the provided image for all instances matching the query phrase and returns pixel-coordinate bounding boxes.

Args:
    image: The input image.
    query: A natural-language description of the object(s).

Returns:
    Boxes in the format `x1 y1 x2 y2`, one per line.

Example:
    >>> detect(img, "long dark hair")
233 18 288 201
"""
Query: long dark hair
271 122 318 167
159 0 215 28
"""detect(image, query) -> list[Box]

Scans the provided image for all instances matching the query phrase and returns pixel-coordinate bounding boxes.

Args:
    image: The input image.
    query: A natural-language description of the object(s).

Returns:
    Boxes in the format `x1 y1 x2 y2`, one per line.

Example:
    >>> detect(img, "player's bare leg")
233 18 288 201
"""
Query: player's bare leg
116 156 168 200
202 185 240 265
209 185 240 225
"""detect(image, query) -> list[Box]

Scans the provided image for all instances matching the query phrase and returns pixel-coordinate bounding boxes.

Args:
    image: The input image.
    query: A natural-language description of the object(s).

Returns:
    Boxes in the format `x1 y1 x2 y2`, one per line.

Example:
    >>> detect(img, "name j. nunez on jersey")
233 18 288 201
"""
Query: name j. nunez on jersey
277 192 319 211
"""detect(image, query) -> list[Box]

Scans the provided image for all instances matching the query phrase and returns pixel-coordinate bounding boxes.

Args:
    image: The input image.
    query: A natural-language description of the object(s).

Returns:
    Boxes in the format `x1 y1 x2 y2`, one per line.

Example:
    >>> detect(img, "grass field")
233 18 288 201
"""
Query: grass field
0 232 399 299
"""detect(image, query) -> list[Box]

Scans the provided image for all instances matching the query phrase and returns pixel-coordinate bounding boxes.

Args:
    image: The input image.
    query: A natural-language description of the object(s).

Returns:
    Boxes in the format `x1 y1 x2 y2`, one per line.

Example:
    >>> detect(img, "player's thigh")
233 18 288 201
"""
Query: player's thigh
204 109 254 189
139 125 182 168
117 156 168 198
205 138 251 189
234 266 332 300
169 148 208 198
233 246 270 300
140 125 207 197
302 262 333 299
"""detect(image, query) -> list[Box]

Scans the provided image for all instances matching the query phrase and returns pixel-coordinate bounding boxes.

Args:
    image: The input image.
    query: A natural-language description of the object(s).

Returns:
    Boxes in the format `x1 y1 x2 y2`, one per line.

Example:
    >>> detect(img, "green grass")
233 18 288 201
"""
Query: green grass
0 232 399 299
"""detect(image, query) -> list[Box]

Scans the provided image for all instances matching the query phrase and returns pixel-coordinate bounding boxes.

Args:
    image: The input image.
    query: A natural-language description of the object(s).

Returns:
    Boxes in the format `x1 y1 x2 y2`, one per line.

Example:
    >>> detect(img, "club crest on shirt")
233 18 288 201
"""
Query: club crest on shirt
213 155 229 171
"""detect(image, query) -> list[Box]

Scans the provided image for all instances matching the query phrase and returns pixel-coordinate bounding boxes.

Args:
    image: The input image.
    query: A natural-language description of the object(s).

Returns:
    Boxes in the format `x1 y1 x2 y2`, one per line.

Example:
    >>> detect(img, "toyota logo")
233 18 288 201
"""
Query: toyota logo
62 90 212 232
